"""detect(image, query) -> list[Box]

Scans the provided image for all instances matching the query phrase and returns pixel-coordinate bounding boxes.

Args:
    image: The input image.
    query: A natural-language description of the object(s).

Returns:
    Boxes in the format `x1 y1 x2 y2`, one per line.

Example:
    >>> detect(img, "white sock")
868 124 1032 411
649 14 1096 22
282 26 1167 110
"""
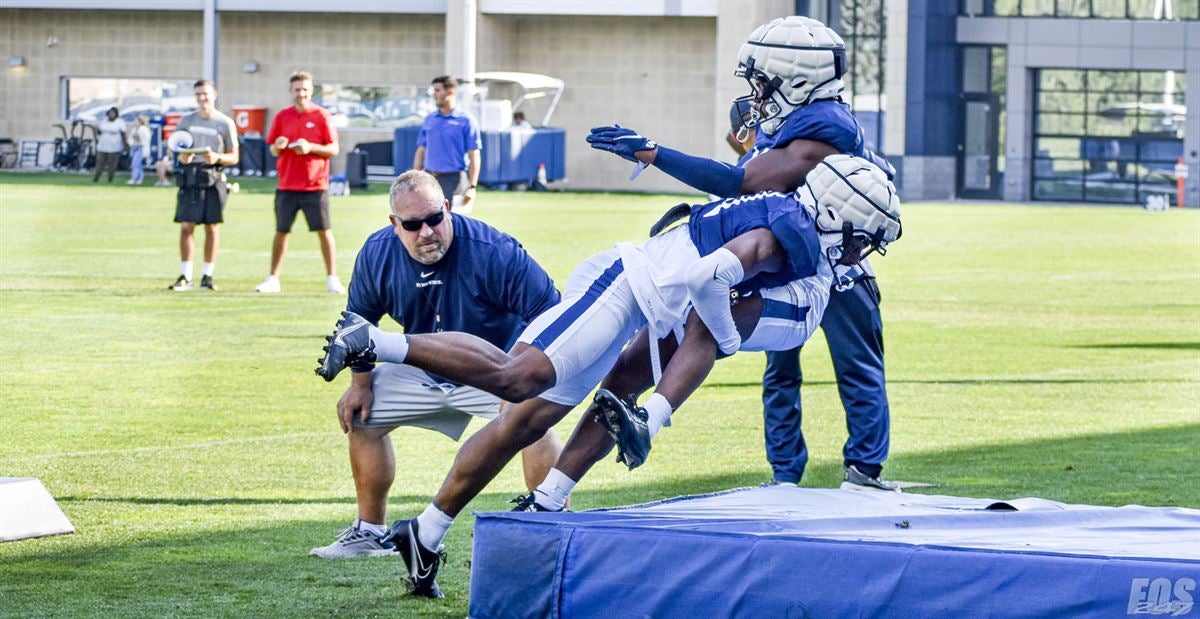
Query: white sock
533 467 577 511
264 275 279 283
644 393 673 438
354 518 387 536
202 262 215 277
369 324 409 363
180 261 193 281
327 274 342 285
416 504 453 551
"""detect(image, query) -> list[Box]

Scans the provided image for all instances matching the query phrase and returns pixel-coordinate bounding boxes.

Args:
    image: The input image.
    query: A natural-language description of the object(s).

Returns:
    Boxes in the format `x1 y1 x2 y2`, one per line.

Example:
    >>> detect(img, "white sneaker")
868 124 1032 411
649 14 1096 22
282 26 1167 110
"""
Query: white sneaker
840 465 901 492
310 525 396 559
255 277 281 293
326 276 346 294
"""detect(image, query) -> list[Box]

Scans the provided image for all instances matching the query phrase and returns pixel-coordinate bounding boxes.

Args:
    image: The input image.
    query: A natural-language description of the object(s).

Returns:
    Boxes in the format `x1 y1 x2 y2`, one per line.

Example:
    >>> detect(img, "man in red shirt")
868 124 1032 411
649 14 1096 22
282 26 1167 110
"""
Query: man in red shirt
256 71 344 294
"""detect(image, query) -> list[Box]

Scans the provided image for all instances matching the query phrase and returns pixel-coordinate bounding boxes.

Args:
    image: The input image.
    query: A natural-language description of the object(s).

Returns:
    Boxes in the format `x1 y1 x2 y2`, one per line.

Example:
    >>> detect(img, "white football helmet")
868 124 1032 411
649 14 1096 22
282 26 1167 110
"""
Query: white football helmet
166 130 193 152
734 16 847 136
800 154 902 254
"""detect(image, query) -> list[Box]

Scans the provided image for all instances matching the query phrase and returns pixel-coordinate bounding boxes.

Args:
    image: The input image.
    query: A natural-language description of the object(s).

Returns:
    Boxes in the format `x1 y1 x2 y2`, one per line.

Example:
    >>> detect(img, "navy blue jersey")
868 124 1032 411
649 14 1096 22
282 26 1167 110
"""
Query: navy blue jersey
687 191 820 290
738 99 865 167
347 214 560 352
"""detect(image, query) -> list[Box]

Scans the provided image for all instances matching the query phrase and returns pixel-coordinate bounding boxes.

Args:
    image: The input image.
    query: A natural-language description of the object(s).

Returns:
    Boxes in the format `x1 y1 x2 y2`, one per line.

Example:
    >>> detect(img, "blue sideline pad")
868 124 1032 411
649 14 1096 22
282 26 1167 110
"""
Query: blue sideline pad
469 486 1200 618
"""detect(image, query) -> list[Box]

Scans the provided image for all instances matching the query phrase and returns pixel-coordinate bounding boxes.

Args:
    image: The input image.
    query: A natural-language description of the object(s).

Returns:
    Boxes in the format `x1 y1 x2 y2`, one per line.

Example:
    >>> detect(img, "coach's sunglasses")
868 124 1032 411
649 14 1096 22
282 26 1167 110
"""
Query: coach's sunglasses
397 208 446 232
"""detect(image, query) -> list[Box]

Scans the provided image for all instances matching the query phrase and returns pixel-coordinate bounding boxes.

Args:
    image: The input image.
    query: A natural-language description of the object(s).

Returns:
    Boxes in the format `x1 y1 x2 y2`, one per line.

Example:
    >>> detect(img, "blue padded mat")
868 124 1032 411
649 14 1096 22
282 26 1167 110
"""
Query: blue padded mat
469 486 1200 618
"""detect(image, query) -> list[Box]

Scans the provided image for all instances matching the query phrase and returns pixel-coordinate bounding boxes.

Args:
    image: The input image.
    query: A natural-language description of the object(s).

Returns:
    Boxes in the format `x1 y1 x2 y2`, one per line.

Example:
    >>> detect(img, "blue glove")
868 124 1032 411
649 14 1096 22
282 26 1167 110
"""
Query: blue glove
586 125 658 162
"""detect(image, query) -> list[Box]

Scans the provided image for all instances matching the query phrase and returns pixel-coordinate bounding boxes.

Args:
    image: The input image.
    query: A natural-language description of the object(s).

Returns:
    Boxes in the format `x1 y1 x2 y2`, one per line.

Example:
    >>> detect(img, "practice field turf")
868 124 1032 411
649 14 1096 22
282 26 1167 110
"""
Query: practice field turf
1 172 1197 617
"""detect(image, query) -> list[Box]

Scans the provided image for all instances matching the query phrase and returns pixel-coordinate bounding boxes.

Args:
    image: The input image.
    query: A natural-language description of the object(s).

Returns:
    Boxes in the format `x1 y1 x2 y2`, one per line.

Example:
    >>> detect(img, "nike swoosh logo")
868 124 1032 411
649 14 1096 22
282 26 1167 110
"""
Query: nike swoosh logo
409 527 435 580
421 271 435 278
334 320 367 345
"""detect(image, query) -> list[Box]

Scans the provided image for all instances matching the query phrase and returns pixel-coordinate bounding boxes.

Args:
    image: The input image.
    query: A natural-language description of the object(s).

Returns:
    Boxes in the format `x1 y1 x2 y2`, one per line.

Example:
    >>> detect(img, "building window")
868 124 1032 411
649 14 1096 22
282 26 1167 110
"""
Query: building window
62 77 197 121
825 0 888 152
1033 69 1186 203
313 84 432 129
961 0 1199 19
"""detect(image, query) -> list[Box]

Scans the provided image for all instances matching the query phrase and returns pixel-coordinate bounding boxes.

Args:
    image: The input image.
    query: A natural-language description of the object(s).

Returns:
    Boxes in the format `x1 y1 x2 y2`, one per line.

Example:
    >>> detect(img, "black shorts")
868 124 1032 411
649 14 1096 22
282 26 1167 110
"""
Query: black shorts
275 190 330 233
174 183 227 224
432 171 466 201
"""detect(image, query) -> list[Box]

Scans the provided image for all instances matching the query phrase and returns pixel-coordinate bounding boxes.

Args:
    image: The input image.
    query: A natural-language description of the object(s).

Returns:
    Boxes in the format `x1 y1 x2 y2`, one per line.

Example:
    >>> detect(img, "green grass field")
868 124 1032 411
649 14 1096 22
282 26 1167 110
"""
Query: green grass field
1 171 1198 617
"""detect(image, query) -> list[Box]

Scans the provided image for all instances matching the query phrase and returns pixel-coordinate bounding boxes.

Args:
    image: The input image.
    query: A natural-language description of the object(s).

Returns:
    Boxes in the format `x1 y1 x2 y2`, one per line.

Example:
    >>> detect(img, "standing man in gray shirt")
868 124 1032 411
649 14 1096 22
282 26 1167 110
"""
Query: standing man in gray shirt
168 79 239 292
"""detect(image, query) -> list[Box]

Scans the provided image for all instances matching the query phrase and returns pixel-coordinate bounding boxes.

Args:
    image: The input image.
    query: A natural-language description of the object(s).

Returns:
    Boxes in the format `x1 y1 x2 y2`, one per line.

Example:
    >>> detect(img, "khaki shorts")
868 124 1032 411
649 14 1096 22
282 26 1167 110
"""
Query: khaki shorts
356 362 500 440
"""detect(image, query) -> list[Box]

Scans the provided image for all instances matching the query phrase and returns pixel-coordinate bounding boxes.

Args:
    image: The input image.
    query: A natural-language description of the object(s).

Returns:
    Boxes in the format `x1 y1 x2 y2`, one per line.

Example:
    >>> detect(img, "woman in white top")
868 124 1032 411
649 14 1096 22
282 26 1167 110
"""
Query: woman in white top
127 117 152 185
92 107 126 183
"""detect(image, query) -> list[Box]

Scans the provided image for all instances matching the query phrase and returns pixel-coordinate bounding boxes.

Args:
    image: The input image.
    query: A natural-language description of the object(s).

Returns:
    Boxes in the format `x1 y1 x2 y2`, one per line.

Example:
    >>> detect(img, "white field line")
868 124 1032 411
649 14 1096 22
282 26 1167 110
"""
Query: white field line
0 432 330 462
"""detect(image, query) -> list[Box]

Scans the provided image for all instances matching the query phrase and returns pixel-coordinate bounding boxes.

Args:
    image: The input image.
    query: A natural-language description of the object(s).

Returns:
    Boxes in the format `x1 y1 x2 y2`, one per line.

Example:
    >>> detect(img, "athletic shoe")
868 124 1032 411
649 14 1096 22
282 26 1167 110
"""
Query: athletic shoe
254 277 281 293
841 465 901 492
510 493 562 513
309 525 396 559
199 275 218 291
593 389 652 470
384 518 445 598
168 275 192 291
326 277 346 294
315 311 376 382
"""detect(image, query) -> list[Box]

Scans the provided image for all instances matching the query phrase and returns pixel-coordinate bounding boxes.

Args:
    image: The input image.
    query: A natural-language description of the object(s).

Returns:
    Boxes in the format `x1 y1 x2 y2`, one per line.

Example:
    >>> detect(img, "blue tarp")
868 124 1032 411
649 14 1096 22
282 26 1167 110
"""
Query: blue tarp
393 126 566 185
469 487 1200 618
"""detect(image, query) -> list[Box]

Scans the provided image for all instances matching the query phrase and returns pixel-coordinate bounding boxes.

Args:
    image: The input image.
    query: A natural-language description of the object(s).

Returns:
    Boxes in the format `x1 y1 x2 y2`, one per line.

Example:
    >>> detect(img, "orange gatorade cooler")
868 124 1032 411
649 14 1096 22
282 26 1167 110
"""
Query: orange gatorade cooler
232 105 267 136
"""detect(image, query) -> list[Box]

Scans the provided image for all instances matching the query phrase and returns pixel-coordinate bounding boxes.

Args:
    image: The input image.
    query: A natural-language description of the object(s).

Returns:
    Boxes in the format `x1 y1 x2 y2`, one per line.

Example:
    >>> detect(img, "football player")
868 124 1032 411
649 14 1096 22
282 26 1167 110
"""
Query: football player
593 156 900 472
587 16 899 491
315 158 854 597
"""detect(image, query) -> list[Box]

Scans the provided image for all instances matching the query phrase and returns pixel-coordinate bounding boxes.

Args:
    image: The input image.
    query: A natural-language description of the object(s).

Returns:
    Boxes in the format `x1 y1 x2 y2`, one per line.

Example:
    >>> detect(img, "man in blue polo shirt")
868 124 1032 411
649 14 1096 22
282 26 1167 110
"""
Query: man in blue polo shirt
309 169 561 561
413 76 481 213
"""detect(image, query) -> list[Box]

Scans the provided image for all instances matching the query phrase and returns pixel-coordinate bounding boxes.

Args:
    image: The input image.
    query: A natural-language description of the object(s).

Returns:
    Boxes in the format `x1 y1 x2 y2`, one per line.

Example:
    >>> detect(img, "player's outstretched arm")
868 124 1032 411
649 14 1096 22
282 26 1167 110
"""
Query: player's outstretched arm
685 228 782 355
587 124 746 198
740 138 838 194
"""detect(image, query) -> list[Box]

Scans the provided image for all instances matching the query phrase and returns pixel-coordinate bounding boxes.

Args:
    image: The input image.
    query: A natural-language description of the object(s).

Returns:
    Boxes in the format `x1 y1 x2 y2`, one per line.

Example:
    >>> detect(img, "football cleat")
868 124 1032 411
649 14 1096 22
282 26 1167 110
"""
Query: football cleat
315 311 376 382
841 465 901 493
510 493 562 513
199 275 218 291
384 518 446 598
593 389 652 471
309 524 396 559
168 275 192 292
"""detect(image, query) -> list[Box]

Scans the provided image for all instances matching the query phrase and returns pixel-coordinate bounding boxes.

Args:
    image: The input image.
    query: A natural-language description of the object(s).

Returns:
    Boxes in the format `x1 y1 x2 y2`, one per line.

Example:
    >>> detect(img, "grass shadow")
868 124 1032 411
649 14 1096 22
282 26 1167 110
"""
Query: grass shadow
708 377 1198 389
1073 342 1200 351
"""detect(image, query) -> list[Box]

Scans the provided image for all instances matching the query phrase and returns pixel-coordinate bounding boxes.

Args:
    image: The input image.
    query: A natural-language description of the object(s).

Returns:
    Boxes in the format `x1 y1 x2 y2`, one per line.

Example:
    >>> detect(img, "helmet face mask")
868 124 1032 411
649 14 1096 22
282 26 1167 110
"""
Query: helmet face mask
732 65 783 131
733 17 848 135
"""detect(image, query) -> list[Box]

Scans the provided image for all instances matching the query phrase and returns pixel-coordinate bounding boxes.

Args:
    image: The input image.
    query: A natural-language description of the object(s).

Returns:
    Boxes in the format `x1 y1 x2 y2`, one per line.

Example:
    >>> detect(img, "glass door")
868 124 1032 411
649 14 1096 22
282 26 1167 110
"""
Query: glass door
958 92 1001 199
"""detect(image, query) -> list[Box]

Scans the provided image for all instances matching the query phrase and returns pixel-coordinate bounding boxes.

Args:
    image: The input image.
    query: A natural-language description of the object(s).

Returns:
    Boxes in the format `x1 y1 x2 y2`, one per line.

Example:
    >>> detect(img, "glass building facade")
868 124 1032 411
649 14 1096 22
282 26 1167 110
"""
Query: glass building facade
805 0 889 153
1034 69 1187 202
962 0 1200 20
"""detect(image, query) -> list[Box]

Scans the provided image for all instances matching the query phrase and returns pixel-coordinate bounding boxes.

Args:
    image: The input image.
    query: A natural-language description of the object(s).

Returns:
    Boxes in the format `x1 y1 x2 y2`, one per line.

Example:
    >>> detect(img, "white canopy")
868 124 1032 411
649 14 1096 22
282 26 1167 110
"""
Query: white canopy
473 71 565 126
